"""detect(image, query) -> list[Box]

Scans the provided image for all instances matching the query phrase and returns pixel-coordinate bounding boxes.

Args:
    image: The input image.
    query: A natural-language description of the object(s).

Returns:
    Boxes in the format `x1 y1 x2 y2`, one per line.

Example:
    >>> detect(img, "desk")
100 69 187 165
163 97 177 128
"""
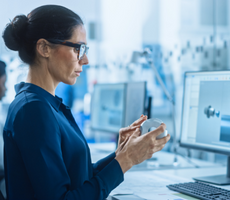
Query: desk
108 167 230 200
88 143 227 200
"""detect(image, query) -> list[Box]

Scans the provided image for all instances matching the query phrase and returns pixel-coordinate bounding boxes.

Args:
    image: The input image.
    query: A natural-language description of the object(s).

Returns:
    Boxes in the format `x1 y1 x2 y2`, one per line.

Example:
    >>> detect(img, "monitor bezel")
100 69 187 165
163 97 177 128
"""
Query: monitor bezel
179 70 230 156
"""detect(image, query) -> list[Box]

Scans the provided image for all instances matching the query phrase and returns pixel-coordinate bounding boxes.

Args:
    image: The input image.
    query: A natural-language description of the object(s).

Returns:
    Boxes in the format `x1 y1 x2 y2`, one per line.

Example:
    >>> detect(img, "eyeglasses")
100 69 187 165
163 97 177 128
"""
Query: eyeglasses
47 39 89 60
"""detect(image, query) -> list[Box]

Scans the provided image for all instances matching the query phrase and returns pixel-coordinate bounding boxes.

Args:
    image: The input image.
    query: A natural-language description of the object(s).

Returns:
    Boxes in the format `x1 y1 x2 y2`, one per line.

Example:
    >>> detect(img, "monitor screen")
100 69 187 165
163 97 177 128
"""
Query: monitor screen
91 83 125 133
180 70 230 155
91 82 146 133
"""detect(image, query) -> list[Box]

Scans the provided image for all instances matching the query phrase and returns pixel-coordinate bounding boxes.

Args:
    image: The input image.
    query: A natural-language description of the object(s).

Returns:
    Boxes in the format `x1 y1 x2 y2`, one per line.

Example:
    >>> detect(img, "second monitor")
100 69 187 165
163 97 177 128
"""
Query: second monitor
180 70 230 185
91 82 146 133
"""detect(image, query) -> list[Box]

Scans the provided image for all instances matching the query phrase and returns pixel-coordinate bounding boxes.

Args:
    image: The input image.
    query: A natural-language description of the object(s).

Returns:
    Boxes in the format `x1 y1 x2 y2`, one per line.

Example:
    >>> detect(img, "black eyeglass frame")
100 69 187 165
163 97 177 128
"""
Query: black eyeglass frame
46 39 89 60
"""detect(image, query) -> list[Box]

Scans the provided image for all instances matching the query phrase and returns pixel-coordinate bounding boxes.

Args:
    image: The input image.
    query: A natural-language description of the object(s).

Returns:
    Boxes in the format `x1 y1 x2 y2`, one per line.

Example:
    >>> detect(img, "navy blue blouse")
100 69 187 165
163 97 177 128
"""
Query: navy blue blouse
3 82 123 200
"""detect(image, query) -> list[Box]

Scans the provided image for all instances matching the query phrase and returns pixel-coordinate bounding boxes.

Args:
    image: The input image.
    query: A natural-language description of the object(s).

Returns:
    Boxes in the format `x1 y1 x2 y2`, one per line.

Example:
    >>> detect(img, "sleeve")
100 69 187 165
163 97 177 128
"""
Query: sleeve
13 101 124 200
93 153 116 175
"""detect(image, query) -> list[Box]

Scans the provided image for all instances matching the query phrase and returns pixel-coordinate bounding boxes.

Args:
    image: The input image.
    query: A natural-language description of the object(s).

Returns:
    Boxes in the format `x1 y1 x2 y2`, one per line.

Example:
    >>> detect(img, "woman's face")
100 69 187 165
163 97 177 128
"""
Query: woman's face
48 25 89 85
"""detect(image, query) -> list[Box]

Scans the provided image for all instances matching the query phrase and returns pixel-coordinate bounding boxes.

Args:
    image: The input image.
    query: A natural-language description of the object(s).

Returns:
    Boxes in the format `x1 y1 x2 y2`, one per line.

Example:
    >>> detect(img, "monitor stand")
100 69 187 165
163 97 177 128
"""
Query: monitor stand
193 156 230 185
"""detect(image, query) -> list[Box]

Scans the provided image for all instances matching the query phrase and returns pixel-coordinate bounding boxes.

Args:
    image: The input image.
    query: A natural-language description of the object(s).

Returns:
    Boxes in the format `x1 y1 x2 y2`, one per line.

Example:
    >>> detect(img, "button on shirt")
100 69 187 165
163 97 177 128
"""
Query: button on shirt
3 82 124 200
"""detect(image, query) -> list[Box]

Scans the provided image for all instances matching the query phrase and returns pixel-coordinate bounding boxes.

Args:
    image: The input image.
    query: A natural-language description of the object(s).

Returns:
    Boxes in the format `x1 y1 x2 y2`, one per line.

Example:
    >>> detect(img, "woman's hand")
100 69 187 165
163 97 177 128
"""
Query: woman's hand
116 114 147 154
115 123 170 173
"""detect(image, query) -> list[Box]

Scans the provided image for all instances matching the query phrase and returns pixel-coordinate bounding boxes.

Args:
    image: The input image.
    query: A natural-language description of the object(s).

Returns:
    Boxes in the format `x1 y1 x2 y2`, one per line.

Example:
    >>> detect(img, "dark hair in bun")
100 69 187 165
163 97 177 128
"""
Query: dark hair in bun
3 15 28 51
2 5 83 65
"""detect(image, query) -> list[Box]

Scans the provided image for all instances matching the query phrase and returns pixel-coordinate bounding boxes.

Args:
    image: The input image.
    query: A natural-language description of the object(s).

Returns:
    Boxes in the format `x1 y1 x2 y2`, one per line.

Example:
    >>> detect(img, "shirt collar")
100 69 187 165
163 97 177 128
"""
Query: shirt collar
14 82 62 111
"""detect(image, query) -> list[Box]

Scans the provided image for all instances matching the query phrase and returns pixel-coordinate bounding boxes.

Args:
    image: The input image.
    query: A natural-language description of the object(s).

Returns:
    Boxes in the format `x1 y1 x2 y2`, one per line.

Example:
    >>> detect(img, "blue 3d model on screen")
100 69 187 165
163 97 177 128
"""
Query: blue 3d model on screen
204 105 220 118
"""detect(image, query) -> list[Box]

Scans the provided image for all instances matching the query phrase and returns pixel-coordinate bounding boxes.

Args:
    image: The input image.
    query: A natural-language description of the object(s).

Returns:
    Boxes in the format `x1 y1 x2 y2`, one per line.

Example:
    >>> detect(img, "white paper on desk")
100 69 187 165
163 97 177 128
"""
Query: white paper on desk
136 188 187 200
137 193 186 200
110 188 133 196
152 170 192 183
110 170 191 199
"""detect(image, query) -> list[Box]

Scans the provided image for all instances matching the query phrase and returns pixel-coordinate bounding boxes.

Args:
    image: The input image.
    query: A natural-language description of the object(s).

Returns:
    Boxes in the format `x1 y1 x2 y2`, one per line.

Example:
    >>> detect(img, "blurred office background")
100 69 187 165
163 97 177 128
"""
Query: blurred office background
0 0 229 167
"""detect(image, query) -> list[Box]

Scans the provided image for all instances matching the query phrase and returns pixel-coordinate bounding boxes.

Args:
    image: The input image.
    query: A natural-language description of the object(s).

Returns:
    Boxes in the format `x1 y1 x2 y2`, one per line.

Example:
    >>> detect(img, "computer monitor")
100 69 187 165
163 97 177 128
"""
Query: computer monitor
180 70 230 185
90 82 146 133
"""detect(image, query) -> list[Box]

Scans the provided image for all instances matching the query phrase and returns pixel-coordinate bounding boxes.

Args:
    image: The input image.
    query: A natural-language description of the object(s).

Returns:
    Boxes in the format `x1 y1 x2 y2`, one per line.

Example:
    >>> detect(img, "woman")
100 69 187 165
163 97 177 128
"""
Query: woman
2 5 170 200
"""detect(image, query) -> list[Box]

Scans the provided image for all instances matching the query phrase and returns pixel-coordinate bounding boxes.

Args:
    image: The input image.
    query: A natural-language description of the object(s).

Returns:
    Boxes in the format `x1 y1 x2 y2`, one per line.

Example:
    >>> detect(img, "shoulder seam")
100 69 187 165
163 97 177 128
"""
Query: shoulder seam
23 91 28 103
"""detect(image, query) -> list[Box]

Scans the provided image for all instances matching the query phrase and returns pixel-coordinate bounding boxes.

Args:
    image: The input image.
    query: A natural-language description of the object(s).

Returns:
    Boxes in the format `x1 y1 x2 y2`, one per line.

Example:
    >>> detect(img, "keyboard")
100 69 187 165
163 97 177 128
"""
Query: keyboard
167 181 230 200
